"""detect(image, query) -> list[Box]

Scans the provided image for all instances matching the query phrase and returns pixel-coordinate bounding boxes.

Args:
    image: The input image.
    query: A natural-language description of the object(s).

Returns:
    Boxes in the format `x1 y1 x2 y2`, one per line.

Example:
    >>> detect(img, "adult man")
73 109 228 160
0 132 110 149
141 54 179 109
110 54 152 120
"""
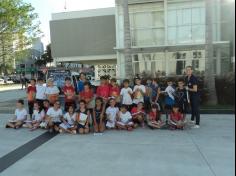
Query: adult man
185 66 200 128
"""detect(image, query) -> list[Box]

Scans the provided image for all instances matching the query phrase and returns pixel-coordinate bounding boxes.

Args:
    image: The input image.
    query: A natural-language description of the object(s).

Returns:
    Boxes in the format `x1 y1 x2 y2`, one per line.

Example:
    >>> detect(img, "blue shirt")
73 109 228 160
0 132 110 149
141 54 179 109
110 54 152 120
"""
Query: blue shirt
77 80 85 93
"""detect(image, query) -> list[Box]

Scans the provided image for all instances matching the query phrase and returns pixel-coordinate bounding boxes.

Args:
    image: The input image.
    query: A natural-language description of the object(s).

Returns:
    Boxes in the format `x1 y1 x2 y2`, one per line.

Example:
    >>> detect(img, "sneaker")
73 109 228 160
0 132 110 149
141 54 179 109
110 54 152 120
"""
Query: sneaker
189 120 195 124
192 125 200 129
22 124 28 128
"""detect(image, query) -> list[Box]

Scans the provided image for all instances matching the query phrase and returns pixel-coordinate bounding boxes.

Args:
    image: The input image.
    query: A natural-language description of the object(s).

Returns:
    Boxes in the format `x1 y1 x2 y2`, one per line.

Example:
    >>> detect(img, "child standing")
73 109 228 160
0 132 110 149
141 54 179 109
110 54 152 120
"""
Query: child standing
169 104 185 130
76 100 90 134
45 101 63 133
63 77 76 112
175 79 189 118
131 102 145 128
96 76 110 102
45 78 60 106
59 106 77 134
163 78 176 111
109 78 120 106
36 78 46 108
116 105 134 131
25 102 45 131
105 98 119 129
147 104 164 129
27 79 36 119
79 82 94 110
93 97 106 133
120 79 133 111
5 99 27 129
133 77 146 105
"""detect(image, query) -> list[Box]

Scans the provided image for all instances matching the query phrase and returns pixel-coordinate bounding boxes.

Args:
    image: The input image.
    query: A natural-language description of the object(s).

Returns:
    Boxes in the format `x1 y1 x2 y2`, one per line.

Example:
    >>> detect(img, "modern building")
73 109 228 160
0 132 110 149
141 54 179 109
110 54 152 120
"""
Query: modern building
15 38 44 77
50 0 235 79
50 8 117 80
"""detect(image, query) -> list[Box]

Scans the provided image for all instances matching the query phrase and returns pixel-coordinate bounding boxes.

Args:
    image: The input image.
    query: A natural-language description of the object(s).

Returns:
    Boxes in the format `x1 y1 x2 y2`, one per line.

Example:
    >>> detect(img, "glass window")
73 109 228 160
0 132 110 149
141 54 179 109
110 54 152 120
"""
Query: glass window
183 9 191 25
168 10 177 26
192 25 205 42
177 26 192 43
168 27 177 44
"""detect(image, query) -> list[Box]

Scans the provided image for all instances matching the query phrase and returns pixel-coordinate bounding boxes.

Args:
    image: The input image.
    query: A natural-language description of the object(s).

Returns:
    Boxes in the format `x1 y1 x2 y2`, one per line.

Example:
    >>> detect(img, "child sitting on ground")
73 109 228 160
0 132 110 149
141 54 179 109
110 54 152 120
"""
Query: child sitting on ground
24 102 45 131
76 100 90 134
147 104 164 129
59 105 77 134
169 104 185 130
45 101 63 133
116 105 134 131
105 98 119 129
93 97 106 134
131 102 146 128
5 99 27 129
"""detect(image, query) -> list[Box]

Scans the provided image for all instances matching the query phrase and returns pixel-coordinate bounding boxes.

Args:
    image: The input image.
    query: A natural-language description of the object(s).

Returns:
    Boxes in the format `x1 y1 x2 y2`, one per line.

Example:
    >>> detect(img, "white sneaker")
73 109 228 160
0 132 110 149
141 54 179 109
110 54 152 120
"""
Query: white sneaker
192 125 200 129
22 124 28 128
190 120 195 124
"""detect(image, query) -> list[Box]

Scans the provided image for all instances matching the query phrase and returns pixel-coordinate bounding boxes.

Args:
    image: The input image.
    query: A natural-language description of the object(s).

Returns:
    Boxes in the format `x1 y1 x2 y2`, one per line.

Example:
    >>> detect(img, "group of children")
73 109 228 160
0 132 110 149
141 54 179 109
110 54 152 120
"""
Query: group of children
5 75 191 134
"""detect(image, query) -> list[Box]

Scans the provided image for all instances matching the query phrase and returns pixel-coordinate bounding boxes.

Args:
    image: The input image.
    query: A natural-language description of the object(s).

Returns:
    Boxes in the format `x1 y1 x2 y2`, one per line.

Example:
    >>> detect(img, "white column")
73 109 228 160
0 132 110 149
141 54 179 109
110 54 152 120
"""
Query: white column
165 50 169 75
164 0 168 46
216 48 221 75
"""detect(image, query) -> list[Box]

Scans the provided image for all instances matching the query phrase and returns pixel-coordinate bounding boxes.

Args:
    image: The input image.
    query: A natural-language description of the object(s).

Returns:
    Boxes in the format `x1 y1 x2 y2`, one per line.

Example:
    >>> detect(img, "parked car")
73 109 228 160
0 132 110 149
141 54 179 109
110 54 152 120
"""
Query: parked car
0 78 4 85
5 78 14 84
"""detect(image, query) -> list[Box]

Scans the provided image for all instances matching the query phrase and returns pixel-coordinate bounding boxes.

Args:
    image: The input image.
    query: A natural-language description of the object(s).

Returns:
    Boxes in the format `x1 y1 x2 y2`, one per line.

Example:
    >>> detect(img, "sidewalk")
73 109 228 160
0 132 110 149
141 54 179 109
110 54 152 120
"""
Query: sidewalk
0 114 234 176
0 84 22 92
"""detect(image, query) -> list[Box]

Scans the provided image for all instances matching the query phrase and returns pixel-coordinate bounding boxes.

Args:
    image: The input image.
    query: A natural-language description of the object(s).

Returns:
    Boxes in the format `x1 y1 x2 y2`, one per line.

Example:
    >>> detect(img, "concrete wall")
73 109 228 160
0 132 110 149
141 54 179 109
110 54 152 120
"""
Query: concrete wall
50 15 116 58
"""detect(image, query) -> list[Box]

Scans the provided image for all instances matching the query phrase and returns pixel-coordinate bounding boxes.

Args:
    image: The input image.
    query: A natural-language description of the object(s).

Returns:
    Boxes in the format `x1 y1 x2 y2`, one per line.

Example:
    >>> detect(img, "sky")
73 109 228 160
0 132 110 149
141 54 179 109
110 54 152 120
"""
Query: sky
24 0 115 48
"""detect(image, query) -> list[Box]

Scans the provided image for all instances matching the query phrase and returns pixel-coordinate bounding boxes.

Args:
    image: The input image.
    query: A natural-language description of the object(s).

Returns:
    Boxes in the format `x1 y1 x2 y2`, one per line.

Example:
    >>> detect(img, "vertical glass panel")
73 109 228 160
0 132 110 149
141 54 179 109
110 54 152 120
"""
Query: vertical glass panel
177 9 183 25
177 26 192 43
168 27 177 44
168 10 177 26
192 8 201 24
192 25 205 42
182 8 191 25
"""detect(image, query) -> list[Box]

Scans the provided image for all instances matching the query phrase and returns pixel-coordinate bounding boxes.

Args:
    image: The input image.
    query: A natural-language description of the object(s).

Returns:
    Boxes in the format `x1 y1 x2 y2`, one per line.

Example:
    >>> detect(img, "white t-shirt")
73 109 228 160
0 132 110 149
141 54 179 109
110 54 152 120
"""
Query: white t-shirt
63 112 76 125
32 109 45 121
119 111 132 124
120 87 133 105
36 84 46 100
45 86 60 95
105 106 119 128
47 107 63 122
15 108 27 121
133 85 146 104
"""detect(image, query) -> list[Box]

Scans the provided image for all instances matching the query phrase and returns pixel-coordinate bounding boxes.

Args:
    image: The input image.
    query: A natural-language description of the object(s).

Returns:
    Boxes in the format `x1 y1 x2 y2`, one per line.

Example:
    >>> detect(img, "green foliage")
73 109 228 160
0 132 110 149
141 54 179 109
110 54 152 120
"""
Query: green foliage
35 44 53 67
0 0 41 74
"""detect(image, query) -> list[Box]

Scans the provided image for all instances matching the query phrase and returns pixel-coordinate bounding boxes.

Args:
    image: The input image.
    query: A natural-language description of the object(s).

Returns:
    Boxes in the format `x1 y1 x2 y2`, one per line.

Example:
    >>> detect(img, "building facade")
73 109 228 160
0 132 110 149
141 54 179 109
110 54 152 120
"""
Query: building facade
50 0 234 80
116 0 233 79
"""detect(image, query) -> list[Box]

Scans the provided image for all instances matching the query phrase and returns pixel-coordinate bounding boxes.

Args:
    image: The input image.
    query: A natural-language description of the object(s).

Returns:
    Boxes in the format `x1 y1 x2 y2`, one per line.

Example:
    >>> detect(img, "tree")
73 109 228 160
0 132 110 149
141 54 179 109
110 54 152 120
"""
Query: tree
35 44 53 67
0 0 41 75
